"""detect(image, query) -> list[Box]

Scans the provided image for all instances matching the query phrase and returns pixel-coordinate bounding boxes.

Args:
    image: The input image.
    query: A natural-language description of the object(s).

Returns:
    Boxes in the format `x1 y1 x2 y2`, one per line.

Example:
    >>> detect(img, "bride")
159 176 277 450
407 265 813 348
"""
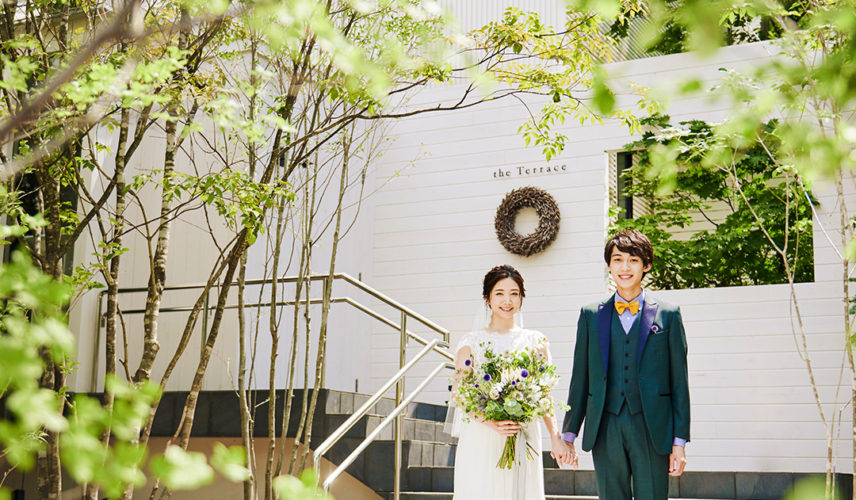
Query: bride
449 265 575 499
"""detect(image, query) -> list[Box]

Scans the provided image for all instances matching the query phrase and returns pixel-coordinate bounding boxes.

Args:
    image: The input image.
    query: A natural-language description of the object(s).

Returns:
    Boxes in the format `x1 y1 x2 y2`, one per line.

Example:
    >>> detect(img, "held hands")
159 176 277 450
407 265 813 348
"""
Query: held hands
669 445 687 476
550 435 578 469
484 420 521 437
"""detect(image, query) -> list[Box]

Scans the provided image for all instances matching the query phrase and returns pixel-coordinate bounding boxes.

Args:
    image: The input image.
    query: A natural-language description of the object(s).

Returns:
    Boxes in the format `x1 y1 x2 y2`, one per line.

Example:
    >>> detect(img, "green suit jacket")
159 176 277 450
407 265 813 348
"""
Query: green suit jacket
562 295 690 455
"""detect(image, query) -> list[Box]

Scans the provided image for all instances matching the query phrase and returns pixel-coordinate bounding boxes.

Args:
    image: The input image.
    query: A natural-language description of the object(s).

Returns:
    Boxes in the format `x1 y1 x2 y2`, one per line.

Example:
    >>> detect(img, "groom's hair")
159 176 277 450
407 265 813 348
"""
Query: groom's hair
604 229 654 268
482 265 526 301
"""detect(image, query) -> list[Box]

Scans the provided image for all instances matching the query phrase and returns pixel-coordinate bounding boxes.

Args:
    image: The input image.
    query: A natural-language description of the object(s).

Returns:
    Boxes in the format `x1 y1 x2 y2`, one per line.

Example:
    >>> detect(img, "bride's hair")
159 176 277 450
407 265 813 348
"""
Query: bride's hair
482 265 526 302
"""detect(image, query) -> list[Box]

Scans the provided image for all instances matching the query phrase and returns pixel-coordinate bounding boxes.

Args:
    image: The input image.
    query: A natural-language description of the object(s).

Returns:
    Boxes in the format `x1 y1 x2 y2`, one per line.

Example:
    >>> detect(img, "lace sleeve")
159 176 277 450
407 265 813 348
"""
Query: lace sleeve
455 332 477 354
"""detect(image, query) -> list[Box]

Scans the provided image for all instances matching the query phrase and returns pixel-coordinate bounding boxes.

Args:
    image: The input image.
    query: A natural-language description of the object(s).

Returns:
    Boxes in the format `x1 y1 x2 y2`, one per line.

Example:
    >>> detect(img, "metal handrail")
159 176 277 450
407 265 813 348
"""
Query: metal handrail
320 360 454 491
90 273 453 390
312 339 444 472
93 272 449 338
100 296 453 361
335 273 449 342
92 273 454 500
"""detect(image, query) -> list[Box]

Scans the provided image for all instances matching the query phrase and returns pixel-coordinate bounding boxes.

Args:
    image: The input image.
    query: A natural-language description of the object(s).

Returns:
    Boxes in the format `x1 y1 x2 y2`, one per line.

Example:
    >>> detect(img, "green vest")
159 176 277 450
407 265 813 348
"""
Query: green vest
604 310 643 415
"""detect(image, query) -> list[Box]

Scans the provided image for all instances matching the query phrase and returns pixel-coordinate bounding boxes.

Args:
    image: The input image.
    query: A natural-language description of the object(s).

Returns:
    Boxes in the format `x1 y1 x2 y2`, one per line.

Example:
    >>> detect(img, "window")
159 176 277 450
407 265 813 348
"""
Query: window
607 120 815 290
609 151 650 221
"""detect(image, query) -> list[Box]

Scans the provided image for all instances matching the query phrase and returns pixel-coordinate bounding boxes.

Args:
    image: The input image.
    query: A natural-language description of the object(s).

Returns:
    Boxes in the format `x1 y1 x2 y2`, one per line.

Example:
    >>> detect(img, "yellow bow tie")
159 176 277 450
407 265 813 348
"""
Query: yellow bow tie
615 300 640 315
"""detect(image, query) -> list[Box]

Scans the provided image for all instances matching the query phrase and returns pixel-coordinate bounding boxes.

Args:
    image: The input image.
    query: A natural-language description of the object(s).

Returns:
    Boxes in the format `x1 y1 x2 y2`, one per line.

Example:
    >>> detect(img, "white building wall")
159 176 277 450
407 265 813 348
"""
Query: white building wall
368 40 855 474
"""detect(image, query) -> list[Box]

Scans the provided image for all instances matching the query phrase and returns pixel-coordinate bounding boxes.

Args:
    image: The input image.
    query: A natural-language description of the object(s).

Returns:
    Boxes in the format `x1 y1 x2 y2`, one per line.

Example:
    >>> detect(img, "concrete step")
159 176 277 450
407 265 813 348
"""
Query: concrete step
387 494 597 500
389 495 717 500
326 440 457 492
388 465 848 500
399 465 596 496
323 413 456 445
323 390 449 423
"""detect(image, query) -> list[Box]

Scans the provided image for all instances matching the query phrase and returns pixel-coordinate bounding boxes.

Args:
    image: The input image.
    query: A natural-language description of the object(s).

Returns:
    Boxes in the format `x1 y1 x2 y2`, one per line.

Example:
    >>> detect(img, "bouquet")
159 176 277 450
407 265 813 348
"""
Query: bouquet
454 343 568 469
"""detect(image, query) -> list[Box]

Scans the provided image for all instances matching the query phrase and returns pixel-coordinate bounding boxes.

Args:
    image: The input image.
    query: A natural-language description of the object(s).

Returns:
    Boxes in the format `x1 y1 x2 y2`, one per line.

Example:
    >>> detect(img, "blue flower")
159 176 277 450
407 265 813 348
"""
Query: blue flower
483 373 491 382
474 383 479 388
520 369 529 378
511 380 517 386
464 359 472 366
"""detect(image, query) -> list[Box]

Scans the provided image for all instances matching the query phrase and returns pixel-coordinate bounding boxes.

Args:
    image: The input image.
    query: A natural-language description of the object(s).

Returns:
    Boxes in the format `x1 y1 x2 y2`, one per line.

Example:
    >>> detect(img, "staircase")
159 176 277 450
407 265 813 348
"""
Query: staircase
314 390 828 500
316 390 599 500
146 388 851 499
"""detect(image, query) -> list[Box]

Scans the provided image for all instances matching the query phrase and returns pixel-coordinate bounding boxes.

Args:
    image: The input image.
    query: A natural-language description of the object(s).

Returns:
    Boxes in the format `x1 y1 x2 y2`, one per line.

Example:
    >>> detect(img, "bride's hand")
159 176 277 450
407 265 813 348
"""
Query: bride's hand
483 420 521 436
550 435 578 469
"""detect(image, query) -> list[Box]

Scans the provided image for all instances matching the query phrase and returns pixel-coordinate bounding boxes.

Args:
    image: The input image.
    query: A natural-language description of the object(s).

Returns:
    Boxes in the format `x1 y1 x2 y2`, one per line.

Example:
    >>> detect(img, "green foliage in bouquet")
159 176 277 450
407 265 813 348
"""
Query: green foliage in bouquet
454 343 567 469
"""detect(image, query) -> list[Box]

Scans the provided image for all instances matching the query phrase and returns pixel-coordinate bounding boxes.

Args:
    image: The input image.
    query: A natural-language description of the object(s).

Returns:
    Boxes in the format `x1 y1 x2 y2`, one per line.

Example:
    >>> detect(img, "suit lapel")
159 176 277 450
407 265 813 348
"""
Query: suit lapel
597 297 613 373
637 297 659 362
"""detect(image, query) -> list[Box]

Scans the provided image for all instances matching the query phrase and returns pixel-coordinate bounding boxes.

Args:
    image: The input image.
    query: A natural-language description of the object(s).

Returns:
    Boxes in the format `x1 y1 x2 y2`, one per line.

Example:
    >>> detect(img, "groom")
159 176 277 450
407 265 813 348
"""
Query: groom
560 229 690 500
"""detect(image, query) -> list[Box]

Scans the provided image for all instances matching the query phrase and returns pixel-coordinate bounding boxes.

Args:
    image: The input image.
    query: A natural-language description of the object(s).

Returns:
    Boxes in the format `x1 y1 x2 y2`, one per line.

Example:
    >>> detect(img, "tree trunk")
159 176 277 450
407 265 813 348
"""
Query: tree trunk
275 203 306 479
34 156 64 500
238 35 260 500
836 175 855 500
263 195 287 500
175 235 248 447
297 133 350 471
83 105 132 500
237 250 256 500
135 10 192 384
287 162 317 475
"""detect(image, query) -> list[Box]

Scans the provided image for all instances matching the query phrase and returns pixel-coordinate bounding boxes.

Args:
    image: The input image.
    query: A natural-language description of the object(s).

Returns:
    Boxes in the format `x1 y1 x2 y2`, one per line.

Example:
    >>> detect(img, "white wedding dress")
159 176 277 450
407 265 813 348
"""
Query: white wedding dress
451 327 548 500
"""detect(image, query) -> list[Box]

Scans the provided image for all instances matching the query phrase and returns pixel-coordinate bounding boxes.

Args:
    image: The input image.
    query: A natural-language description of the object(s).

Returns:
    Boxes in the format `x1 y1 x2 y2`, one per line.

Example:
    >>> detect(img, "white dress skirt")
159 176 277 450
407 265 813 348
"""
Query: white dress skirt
453 418 544 500
451 327 549 500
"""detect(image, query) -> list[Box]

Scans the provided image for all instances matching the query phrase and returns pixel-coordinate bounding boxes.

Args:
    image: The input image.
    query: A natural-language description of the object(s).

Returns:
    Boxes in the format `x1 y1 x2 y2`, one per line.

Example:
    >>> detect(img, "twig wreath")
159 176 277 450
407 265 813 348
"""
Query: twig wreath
494 186 560 257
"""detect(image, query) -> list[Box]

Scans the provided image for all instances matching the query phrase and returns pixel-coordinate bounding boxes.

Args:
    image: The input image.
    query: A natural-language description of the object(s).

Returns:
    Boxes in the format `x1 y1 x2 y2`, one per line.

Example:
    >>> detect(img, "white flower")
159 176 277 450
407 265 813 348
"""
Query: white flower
501 368 517 384
489 387 501 399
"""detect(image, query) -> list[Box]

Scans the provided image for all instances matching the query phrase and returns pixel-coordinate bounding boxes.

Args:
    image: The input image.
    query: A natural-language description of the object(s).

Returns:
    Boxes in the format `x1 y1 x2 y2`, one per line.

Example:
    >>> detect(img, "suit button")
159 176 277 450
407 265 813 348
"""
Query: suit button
626 339 630 345
625 353 630 357
624 366 629 370
620 392 624 397
624 379 629 383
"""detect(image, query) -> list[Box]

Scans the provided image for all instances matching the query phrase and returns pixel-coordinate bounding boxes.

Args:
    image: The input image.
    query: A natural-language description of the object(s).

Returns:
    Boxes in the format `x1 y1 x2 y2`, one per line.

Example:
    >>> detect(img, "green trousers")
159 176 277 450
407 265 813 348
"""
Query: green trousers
591 404 669 500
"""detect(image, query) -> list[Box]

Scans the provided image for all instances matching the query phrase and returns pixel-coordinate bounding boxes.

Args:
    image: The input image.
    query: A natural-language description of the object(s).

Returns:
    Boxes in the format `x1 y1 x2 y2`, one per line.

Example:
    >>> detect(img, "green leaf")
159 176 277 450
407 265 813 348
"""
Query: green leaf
272 469 331 500
591 67 615 115
680 78 703 94
502 398 525 417
565 0 621 19
150 445 215 490
783 477 830 500
211 443 251 482
845 238 856 261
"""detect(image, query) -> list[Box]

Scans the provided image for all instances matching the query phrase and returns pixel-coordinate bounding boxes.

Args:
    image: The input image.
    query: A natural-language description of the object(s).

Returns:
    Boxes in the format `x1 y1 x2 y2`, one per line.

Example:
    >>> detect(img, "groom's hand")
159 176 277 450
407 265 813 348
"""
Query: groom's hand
669 445 687 476
564 441 579 469
550 436 578 469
